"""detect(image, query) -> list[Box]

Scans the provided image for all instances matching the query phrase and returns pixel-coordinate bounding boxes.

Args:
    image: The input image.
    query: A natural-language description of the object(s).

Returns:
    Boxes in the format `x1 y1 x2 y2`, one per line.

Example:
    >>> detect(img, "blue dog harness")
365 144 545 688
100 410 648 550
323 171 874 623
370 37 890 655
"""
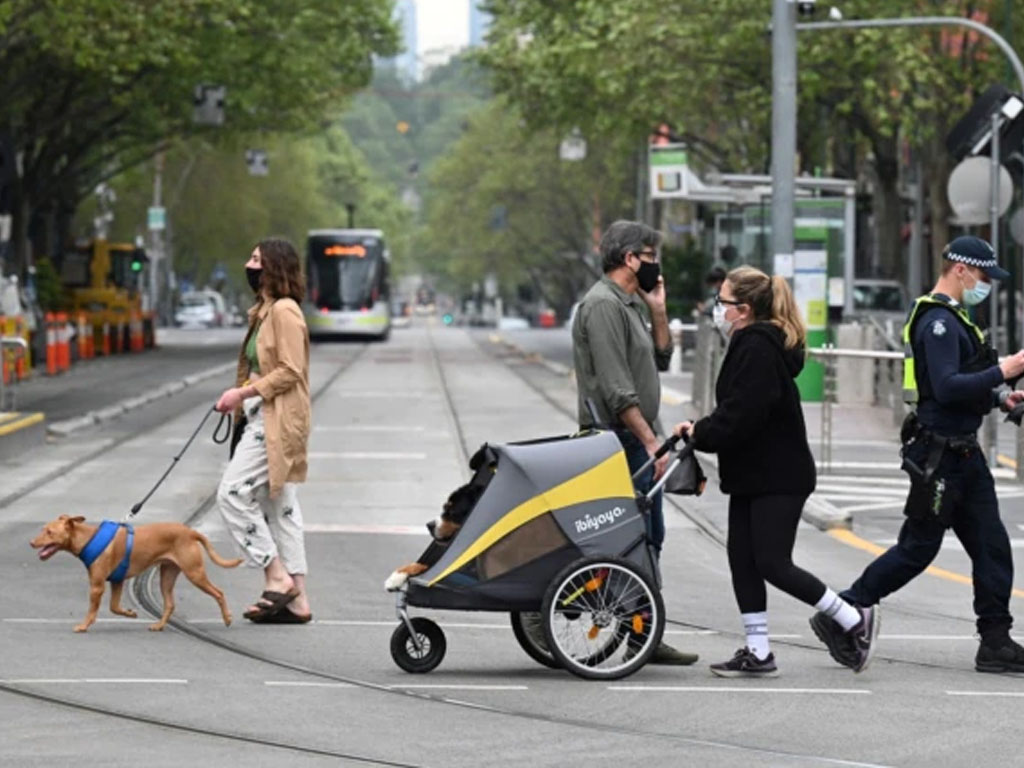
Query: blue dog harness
78 520 134 583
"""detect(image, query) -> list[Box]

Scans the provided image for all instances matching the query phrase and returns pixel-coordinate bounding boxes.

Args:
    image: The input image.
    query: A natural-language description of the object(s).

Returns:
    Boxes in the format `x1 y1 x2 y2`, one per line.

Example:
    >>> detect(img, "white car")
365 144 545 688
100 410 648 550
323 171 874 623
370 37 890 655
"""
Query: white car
175 291 224 328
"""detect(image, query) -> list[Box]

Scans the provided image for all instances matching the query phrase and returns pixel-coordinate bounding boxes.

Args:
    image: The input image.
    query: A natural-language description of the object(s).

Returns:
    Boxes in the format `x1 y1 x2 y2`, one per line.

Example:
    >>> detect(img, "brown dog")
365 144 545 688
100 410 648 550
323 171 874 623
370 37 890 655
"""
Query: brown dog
384 482 481 591
30 515 242 633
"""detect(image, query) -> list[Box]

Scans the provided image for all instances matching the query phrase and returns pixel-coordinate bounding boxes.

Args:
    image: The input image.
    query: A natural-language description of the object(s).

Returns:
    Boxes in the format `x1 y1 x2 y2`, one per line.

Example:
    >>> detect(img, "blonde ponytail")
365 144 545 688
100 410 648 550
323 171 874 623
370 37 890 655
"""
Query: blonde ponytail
769 274 806 349
726 266 806 349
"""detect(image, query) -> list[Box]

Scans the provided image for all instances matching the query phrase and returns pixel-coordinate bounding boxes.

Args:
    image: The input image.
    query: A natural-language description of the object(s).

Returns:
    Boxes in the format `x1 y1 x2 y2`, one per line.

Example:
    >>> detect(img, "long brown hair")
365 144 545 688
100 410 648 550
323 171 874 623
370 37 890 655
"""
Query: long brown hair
727 266 806 349
256 237 304 304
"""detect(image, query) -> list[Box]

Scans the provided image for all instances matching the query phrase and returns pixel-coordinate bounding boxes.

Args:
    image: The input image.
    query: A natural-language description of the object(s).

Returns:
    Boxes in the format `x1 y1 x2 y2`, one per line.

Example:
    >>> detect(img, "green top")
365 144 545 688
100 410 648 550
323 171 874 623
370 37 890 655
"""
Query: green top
245 321 261 375
571 276 672 428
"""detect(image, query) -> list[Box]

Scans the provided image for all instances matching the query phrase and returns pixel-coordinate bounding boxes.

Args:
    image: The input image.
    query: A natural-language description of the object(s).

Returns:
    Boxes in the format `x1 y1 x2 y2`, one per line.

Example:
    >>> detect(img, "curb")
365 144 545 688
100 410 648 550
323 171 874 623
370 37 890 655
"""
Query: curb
46 361 235 437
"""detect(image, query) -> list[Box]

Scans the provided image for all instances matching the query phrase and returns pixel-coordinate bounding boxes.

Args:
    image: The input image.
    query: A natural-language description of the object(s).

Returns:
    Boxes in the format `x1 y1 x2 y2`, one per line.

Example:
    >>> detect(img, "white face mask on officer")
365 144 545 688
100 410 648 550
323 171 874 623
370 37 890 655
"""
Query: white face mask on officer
959 268 992 306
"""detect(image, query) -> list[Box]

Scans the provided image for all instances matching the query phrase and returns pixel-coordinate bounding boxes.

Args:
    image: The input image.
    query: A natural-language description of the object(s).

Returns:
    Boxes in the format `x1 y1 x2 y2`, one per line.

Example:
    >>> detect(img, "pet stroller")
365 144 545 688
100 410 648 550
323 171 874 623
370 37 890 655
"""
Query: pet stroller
389 428 704 680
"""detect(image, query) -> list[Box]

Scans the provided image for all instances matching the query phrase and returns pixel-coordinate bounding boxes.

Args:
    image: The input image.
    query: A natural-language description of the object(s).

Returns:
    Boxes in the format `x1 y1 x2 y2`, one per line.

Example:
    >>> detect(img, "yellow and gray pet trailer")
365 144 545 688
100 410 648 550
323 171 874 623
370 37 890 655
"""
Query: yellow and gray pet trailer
389 429 701 680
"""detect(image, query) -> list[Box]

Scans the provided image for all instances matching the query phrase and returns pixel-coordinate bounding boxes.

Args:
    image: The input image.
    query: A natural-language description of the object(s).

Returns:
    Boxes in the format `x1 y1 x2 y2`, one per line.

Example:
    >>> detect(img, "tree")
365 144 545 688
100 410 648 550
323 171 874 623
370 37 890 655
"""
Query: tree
480 0 1023 279
0 0 398 276
421 100 635 317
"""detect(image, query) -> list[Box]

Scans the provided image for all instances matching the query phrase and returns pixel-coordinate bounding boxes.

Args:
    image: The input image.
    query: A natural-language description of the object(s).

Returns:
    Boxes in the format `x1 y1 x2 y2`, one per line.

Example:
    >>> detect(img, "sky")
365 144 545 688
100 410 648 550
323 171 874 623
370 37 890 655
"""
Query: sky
416 0 469 56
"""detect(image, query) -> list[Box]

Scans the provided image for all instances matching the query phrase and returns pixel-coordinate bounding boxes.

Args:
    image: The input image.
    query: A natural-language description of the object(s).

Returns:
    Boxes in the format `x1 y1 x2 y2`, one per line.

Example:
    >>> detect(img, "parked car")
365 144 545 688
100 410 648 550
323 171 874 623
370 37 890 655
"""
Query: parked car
175 290 225 328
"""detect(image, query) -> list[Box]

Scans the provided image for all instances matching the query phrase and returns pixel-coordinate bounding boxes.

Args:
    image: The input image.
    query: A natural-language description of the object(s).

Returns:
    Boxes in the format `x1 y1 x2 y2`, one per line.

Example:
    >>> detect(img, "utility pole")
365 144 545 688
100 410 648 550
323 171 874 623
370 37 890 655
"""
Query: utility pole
771 0 797 271
148 152 165 323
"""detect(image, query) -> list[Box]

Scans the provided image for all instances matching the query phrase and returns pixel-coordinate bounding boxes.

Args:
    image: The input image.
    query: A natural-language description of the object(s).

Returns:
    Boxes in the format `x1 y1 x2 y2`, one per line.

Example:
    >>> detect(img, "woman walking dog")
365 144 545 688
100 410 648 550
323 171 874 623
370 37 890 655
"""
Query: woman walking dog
674 266 878 676
215 237 313 623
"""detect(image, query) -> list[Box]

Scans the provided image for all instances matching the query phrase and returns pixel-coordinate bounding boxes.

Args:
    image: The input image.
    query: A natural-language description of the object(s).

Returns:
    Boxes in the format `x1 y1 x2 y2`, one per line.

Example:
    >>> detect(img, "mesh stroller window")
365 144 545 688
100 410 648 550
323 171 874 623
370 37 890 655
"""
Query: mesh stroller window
477 513 569 581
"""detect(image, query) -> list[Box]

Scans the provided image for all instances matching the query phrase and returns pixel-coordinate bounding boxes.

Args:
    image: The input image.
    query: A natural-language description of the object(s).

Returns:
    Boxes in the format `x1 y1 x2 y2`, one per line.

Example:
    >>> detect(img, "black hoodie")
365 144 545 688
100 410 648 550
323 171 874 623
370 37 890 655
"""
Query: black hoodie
691 322 816 496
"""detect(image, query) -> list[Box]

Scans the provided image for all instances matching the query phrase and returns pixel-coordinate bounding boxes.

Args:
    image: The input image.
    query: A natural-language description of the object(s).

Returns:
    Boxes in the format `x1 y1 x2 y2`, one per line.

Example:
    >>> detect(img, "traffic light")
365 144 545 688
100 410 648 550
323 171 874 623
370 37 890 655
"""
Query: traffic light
130 249 147 273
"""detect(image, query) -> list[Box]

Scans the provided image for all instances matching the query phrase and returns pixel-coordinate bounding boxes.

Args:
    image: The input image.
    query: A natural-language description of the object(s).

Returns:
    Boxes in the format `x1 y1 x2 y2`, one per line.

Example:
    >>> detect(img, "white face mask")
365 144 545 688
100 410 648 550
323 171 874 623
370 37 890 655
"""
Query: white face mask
713 302 733 335
960 271 992 306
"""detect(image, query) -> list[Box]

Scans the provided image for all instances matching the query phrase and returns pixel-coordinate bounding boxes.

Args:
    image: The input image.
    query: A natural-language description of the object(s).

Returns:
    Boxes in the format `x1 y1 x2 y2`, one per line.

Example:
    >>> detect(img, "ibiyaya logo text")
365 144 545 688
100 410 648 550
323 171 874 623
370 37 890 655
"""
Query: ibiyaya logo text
574 506 627 534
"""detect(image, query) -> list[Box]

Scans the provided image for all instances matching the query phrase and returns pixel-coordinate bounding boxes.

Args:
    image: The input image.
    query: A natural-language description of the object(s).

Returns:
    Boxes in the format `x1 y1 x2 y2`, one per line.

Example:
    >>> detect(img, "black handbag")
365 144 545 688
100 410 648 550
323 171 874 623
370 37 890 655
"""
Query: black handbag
663 446 707 496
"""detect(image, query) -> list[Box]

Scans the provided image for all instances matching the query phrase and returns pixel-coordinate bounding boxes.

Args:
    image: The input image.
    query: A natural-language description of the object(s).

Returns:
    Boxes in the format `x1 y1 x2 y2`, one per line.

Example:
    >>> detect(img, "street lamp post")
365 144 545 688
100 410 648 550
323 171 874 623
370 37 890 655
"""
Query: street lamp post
771 0 798 269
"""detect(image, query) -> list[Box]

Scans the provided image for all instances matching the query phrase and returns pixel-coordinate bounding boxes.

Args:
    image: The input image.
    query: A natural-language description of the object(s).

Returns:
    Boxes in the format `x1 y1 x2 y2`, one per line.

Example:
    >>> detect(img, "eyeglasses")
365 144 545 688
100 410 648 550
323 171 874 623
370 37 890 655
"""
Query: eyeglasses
630 249 658 261
714 293 743 307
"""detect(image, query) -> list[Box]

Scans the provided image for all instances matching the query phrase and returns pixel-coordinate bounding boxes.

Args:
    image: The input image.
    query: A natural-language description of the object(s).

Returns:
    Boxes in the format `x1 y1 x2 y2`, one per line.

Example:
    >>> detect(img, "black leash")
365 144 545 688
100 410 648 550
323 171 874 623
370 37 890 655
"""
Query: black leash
126 406 232 521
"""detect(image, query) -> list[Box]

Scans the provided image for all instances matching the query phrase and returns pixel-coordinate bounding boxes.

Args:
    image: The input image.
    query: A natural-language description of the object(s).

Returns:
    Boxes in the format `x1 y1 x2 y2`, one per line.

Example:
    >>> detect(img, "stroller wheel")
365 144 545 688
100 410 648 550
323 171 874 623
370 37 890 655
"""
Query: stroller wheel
510 612 560 669
390 618 446 673
541 556 664 680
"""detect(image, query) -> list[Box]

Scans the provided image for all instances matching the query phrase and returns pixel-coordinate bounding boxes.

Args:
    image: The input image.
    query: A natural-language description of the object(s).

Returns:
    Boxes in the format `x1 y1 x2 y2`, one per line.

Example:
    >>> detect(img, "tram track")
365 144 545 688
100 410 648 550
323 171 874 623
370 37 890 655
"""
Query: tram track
107 326 901 768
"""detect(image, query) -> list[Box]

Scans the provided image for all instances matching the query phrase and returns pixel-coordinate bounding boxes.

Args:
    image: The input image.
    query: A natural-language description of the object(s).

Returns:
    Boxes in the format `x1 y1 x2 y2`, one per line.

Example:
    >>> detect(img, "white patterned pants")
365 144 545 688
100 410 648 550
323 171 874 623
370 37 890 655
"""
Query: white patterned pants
217 396 308 574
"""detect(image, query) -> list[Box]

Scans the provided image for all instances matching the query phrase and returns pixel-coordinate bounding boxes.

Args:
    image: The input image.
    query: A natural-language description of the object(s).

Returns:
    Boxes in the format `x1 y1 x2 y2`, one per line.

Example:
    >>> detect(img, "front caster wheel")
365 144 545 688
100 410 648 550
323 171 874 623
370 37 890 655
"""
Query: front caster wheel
390 617 446 673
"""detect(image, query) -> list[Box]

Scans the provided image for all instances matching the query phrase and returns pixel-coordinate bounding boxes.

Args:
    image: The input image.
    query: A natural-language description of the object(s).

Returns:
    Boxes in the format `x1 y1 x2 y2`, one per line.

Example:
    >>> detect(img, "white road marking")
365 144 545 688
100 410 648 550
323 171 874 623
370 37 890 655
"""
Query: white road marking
3 618 147 624
838 501 907 514
333 391 436 399
876 537 1024 550
391 684 528 691
265 681 354 689
303 523 425 534
1 684 189 688
946 691 1024 698
307 451 427 460
608 686 870 694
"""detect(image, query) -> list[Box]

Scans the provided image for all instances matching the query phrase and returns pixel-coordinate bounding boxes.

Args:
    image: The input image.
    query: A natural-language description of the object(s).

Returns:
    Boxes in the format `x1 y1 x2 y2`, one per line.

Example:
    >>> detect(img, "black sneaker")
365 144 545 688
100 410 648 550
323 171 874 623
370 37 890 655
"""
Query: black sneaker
709 647 778 678
809 611 858 668
976 632 1024 674
848 605 880 673
649 641 699 666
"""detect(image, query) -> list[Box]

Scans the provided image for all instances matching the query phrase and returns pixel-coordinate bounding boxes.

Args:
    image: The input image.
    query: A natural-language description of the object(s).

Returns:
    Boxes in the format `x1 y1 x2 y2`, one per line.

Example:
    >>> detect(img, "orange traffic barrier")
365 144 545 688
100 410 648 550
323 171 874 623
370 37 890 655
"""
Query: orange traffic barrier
101 320 111 356
113 321 123 354
45 312 57 375
14 315 28 378
0 313 8 385
130 312 142 352
56 312 70 371
76 313 89 360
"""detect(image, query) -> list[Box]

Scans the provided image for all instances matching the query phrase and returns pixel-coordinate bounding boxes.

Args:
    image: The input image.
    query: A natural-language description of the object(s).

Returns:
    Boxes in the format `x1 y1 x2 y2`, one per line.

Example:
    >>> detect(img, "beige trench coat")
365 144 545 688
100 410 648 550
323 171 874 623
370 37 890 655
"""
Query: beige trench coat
235 297 311 499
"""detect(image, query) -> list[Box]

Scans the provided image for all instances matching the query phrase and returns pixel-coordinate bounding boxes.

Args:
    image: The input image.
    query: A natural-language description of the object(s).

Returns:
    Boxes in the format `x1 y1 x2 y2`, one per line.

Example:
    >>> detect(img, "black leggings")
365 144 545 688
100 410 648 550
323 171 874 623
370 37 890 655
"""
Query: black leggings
728 494 827 613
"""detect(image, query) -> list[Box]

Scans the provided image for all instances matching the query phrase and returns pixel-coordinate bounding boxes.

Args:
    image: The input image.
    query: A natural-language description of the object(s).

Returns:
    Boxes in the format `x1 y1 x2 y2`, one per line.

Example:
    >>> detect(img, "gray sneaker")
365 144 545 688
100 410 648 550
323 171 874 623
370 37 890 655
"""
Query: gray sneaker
848 605 880 673
710 647 778 678
649 641 699 665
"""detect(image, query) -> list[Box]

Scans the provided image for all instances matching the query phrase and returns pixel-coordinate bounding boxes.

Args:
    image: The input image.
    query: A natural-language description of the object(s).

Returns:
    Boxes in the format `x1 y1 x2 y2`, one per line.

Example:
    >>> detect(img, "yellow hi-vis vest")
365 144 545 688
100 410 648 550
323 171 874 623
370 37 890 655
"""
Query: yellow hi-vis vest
902 294 986 405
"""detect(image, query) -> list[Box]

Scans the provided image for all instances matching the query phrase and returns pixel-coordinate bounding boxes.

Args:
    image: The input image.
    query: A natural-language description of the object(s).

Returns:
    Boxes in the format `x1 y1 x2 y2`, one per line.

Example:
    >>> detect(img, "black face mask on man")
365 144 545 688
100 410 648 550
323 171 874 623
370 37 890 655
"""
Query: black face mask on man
246 267 262 294
633 258 661 293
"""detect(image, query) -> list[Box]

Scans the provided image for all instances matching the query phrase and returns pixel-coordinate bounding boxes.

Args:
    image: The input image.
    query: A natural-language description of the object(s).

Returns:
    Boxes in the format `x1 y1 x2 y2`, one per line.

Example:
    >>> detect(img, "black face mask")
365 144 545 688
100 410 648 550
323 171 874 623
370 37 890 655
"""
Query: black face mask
246 267 262 295
633 259 661 293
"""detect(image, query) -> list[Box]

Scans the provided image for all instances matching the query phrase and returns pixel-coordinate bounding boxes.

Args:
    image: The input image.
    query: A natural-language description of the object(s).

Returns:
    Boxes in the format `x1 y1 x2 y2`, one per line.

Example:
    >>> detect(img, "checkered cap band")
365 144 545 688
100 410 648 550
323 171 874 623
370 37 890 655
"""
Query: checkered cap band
946 251 998 269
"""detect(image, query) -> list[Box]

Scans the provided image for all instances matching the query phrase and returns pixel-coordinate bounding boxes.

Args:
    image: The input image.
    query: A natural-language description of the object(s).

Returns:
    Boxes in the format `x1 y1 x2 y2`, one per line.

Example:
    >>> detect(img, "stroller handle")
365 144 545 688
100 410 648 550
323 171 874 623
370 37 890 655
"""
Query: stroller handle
630 433 686 481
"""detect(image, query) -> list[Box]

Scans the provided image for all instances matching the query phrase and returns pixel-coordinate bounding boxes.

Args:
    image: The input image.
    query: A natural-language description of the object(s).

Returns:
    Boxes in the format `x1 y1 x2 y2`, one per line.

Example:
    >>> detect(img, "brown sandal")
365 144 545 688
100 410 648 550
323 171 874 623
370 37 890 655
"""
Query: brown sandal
243 589 298 621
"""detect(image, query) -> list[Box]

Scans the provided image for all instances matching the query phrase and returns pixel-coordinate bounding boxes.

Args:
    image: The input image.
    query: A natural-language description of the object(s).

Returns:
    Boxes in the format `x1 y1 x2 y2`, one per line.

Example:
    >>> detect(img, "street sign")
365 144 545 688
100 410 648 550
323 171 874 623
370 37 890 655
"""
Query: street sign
947 156 1013 225
559 129 587 161
649 144 689 199
245 149 269 176
193 84 226 126
147 206 166 231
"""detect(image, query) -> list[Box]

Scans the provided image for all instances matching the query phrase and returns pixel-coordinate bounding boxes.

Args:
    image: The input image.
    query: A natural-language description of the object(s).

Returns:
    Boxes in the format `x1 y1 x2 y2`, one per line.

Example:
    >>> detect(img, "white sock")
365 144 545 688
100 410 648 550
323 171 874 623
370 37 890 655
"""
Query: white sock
742 612 770 660
815 588 860 632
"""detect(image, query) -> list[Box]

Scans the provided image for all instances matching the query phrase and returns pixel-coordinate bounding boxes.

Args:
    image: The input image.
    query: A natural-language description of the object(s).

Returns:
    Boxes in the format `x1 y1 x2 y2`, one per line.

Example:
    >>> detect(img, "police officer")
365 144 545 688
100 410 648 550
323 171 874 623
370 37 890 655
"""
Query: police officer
810 236 1024 673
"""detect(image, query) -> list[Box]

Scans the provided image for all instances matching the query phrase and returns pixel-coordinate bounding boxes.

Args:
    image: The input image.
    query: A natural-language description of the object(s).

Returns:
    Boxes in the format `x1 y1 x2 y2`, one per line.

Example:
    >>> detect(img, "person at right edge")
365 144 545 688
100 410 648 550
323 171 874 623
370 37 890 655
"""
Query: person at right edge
810 236 1024 674
572 219 698 666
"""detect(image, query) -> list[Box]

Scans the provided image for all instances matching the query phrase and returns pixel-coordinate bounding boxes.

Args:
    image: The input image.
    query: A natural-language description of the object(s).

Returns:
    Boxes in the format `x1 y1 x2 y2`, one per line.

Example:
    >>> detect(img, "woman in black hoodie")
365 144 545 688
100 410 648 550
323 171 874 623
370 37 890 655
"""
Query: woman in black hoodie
675 266 879 677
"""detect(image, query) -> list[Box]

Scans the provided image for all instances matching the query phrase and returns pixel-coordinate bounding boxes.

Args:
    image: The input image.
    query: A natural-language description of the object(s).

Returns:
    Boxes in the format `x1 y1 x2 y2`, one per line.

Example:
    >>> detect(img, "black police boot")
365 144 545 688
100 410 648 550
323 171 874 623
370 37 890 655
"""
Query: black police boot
976 629 1024 674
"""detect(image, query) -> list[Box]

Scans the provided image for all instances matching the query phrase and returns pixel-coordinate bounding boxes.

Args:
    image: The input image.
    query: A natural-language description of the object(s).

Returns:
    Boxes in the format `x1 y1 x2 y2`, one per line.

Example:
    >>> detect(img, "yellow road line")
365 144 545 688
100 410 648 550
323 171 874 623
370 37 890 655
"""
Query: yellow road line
828 528 1024 599
0 412 44 437
997 454 1017 470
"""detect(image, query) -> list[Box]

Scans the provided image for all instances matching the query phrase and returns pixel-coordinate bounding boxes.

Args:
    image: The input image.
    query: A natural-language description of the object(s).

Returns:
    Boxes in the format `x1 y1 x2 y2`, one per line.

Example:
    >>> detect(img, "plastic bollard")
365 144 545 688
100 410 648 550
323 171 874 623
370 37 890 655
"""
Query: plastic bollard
15 315 28 378
45 313 57 375
56 312 70 371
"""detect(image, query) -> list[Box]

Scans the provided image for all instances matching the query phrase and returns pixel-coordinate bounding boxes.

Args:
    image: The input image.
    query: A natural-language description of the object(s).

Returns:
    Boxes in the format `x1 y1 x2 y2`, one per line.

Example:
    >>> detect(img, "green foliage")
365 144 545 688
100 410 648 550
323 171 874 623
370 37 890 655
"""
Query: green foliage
420 99 636 315
32 257 63 312
1 0 399 265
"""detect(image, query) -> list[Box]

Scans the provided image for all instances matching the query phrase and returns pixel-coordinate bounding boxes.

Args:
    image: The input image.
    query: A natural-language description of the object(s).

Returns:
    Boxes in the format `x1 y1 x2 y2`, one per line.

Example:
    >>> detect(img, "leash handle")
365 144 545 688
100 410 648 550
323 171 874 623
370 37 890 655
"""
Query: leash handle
126 406 231 520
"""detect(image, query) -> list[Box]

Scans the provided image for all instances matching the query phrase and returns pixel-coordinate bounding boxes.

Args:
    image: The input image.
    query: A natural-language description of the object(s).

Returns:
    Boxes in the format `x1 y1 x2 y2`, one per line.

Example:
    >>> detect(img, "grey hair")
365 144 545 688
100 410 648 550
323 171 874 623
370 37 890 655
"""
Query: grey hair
600 220 662 273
